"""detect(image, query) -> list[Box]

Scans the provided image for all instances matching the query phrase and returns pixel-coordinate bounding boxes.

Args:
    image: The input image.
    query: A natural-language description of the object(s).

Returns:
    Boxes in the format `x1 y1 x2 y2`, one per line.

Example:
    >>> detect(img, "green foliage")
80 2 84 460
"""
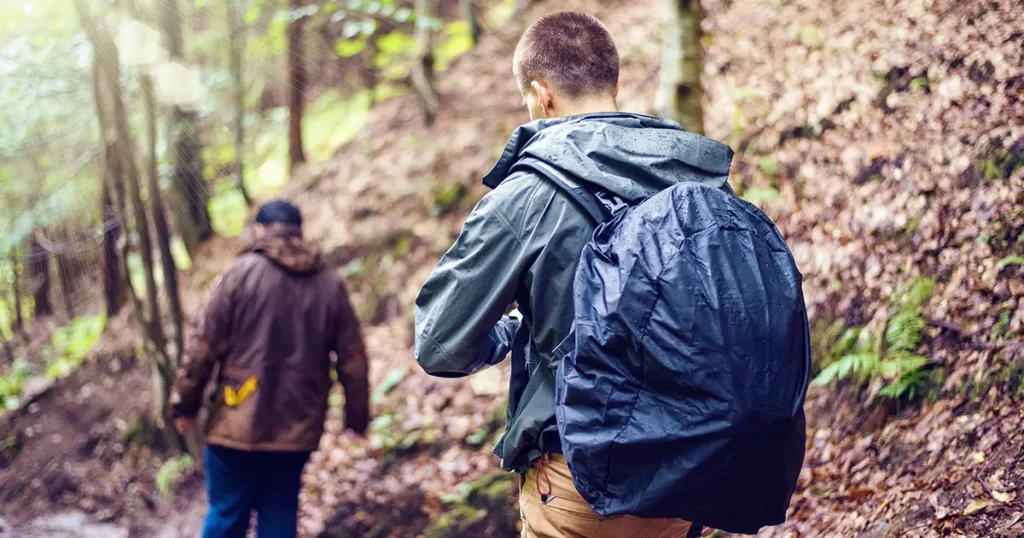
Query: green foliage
998 255 1024 270
44 314 105 380
435 21 475 71
759 156 778 176
0 358 31 412
156 454 194 496
812 278 936 401
742 186 780 205
371 367 408 404
884 310 926 356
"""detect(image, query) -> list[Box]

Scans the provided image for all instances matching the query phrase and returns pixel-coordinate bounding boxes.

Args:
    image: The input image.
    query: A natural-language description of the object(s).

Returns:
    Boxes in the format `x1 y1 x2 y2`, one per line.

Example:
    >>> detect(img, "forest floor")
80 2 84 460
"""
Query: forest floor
2 0 1024 536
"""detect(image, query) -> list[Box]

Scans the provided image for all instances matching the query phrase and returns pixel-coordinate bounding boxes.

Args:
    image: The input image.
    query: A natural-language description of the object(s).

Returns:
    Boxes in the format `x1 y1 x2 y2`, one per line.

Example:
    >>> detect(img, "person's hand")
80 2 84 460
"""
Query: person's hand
174 416 198 436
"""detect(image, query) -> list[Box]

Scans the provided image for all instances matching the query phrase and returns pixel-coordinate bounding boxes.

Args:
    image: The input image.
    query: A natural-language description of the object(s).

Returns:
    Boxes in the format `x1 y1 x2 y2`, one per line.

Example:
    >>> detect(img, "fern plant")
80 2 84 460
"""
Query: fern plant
811 277 935 401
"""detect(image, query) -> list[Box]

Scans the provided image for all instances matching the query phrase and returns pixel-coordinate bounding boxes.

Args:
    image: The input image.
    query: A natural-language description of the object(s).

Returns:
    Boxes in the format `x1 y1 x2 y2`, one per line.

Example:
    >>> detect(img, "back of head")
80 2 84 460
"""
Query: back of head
513 12 619 100
255 199 303 229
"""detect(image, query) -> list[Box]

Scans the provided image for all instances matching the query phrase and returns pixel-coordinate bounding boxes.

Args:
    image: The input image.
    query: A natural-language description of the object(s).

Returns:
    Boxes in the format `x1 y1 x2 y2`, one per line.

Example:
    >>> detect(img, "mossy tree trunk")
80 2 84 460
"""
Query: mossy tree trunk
656 0 705 135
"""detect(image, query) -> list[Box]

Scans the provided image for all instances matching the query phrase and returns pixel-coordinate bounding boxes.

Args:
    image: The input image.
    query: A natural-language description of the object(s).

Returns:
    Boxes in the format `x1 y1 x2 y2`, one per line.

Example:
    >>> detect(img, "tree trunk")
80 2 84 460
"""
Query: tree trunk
228 0 252 205
56 232 76 320
78 0 165 349
412 0 440 125
461 0 480 45
26 232 52 318
0 329 12 365
100 164 122 316
11 250 23 332
143 75 185 360
655 0 705 135
287 0 308 172
161 0 213 254
78 0 185 453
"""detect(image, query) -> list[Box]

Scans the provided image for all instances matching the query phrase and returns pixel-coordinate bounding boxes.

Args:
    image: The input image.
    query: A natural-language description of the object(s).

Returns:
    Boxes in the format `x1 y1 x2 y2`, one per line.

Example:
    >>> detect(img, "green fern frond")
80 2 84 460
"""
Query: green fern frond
998 255 1024 270
832 327 861 359
878 364 930 400
902 277 934 312
811 353 879 386
878 355 928 380
885 311 927 356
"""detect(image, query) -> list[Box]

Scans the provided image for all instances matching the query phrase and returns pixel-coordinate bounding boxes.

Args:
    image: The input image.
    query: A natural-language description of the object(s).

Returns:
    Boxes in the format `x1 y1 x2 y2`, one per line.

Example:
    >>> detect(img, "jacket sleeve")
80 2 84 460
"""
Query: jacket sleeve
415 188 526 378
169 262 243 419
334 281 370 435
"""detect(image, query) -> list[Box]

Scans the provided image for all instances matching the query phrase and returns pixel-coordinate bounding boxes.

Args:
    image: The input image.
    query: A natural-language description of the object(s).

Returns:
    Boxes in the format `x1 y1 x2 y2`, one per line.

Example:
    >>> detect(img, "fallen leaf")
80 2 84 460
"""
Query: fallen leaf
992 490 1015 503
964 499 989 516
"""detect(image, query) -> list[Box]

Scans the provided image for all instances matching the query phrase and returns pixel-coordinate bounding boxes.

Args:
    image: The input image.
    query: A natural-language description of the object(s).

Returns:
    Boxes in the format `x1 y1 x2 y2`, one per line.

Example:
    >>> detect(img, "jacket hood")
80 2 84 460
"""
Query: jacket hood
240 227 322 275
483 113 734 203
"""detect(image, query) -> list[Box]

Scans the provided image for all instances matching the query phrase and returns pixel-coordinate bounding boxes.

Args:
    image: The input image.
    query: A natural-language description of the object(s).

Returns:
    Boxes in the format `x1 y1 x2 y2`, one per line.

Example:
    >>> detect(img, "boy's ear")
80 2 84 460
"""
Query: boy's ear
531 80 555 117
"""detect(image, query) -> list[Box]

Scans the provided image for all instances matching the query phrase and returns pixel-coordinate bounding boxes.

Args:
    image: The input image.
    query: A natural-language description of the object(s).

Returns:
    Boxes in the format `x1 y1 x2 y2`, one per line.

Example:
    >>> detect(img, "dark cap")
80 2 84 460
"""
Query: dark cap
254 199 303 227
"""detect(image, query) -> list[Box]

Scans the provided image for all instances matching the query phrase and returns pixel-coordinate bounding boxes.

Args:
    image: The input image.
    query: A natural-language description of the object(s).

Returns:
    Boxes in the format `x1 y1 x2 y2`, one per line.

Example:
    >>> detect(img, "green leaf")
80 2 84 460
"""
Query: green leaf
811 353 879 386
885 311 926 356
336 37 368 58
759 156 778 176
371 367 408 404
156 455 194 496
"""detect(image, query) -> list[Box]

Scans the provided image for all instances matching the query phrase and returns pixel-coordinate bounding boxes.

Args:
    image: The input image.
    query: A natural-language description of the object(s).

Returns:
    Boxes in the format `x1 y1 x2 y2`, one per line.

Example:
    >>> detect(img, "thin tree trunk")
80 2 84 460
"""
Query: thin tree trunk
0 329 12 365
461 0 480 45
56 231 76 320
11 250 23 332
25 142 52 319
78 0 185 453
412 0 440 125
100 167 122 316
78 0 165 350
26 232 52 318
287 0 308 172
143 75 185 360
655 0 705 135
228 0 252 205
161 0 213 254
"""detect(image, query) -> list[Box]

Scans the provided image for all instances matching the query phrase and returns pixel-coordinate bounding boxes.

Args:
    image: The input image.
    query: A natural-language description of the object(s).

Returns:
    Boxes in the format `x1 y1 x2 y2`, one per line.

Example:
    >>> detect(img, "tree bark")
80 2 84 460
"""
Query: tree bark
11 250 23 331
160 0 213 254
143 75 185 360
78 0 185 453
100 166 122 316
77 0 164 349
25 142 52 319
655 0 705 135
55 230 76 320
228 0 252 205
461 0 480 45
412 0 440 125
26 232 52 318
287 0 308 172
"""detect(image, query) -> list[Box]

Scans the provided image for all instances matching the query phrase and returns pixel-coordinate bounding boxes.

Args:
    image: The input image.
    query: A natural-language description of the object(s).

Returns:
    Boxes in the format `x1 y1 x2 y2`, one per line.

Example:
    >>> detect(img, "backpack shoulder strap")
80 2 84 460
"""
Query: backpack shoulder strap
510 158 612 224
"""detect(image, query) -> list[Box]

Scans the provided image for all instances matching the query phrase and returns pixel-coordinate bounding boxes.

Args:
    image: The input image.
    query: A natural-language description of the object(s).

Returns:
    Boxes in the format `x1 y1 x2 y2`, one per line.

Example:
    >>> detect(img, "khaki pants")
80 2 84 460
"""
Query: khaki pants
520 454 693 538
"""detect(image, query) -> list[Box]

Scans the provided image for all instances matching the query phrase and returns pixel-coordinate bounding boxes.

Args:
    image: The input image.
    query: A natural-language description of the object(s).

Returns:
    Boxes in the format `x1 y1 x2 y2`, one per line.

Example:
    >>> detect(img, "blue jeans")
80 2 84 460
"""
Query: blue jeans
202 445 311 538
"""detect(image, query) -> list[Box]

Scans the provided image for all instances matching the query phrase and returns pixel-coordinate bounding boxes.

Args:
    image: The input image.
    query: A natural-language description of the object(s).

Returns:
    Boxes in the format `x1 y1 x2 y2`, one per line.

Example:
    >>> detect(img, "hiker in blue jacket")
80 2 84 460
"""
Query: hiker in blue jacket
414 12 737 538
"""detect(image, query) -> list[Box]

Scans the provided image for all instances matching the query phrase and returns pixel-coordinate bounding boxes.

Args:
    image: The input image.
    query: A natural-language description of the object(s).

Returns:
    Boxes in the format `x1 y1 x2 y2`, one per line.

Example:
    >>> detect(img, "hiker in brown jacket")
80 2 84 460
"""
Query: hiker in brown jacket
170 199 369 538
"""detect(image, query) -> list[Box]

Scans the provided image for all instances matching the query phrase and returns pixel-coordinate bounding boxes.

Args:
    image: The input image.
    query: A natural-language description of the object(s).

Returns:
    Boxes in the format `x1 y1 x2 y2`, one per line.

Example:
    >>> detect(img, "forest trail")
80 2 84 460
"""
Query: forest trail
1 0 1022 536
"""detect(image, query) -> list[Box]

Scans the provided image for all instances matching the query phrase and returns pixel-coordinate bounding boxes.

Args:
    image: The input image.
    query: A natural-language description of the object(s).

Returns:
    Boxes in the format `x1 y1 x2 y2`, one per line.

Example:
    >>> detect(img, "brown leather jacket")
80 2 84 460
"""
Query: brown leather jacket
170 228 369 452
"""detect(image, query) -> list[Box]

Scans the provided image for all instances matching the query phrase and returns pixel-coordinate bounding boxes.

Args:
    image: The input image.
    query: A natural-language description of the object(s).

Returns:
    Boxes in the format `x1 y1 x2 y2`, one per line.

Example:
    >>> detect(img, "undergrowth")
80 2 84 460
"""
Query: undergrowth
812 277 937 401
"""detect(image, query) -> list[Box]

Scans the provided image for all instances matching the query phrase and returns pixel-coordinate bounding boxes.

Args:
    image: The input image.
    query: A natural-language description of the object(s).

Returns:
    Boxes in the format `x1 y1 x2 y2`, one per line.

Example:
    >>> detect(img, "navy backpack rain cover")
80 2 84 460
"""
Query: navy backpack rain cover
530 160 810 534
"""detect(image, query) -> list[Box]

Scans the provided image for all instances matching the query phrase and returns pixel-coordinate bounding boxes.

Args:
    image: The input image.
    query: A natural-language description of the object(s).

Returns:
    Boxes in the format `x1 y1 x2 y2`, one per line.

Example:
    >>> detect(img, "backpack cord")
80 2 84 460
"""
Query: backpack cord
534 458 553 503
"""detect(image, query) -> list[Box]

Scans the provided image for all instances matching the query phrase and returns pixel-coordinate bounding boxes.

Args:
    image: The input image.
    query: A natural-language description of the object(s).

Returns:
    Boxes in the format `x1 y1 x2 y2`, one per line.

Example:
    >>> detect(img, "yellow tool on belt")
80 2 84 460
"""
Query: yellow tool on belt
224 376 258 407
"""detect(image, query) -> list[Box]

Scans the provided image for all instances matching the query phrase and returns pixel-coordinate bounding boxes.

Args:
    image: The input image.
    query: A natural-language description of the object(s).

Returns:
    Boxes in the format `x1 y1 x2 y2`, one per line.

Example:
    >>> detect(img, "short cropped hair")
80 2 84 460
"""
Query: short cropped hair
513 12 619 99
255 199 303 227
